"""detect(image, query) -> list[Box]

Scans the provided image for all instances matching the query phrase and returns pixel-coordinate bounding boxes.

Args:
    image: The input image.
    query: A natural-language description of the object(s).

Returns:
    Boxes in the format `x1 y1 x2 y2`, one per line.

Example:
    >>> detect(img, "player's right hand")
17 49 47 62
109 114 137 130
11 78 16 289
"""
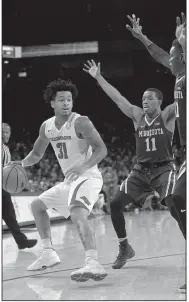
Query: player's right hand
126 14 144 39
83 60 101 79
175 12 186 45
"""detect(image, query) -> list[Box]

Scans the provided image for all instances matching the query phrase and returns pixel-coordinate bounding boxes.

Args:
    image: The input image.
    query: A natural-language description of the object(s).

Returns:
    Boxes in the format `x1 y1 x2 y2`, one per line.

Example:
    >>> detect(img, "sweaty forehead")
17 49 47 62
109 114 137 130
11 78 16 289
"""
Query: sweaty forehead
56 91 72 99
143 91 156 99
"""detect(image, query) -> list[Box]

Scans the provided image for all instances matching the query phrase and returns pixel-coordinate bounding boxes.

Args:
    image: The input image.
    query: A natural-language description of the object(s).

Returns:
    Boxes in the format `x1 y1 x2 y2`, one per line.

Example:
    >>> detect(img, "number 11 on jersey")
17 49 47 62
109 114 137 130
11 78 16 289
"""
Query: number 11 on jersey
145 137 157 152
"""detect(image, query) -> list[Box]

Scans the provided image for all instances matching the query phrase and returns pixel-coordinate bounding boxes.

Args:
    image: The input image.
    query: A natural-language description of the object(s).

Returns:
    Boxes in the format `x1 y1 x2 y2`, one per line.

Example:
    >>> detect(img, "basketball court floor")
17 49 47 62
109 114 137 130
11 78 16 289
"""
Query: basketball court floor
3 210 186 300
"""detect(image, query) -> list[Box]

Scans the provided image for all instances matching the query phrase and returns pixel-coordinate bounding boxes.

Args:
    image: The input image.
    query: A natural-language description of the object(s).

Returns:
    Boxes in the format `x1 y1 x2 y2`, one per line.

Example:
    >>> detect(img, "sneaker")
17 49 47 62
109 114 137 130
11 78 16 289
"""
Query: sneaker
112 241 135 269
27 249 61 271
71 258 107 282
179 284 186 293
18 239 37 250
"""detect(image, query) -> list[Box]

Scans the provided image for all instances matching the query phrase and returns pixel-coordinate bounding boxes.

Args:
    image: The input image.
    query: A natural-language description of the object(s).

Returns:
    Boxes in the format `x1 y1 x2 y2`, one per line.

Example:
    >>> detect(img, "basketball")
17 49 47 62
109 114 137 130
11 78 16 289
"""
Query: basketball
3 164 28 194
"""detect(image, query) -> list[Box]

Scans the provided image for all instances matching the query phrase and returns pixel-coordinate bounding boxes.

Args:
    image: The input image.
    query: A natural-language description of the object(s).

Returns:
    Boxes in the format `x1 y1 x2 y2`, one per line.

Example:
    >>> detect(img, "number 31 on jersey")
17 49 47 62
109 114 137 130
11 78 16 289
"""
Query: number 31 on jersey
56 142 68 159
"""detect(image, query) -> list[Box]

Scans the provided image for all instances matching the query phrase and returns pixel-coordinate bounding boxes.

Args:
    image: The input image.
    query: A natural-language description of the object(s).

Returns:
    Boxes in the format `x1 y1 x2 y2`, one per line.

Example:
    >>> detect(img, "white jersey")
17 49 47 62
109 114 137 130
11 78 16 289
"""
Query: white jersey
45 112 101 177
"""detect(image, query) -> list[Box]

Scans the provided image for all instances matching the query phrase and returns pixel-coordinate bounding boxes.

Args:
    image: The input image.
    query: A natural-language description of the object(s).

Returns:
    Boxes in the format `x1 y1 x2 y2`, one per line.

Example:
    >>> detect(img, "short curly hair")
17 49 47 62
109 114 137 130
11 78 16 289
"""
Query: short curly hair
43 79 78 103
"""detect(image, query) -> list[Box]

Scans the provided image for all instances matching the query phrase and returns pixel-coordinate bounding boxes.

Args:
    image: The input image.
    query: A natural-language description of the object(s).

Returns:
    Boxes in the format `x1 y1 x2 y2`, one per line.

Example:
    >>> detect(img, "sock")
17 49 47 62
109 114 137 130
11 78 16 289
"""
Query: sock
110 191 130 239
41 238 53 249
118 237 128 244
85 249 98 260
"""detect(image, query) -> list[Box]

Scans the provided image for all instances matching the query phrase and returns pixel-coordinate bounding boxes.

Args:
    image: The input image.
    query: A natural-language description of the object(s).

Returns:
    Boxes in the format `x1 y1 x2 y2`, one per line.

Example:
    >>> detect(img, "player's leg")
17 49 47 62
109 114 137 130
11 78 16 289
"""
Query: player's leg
27 184 70 271
110 167 151 269
154 166 186 238
2 189 37 249
69 176 107 282
173 165 186 295
172 163 186 240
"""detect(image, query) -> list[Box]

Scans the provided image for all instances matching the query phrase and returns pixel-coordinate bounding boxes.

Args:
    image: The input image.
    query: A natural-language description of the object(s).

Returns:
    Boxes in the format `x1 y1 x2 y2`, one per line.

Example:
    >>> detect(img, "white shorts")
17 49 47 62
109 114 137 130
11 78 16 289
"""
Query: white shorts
38 174 103 219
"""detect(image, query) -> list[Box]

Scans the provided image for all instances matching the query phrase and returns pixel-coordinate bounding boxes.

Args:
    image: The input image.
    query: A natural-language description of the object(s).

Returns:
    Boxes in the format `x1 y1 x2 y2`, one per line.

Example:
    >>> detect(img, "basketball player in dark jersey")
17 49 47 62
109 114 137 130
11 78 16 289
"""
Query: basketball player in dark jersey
127 13 186 292
83 59 177 267
2 123 37 249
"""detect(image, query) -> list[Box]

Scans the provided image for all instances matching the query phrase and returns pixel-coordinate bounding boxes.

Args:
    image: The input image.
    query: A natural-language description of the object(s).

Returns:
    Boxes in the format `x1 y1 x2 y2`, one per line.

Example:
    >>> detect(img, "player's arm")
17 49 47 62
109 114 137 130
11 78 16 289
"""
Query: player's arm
83 60 143 121
176 13 186 62
75 116 107 169
161 103 177 133
162 103 177 122
22 122 49 167
126 14 170 70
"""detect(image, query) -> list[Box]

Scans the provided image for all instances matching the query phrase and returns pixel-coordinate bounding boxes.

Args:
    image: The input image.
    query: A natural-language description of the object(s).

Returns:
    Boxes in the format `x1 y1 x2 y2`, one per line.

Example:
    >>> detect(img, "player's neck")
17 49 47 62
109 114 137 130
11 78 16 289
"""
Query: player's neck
55 113 72 125
146 110 161 119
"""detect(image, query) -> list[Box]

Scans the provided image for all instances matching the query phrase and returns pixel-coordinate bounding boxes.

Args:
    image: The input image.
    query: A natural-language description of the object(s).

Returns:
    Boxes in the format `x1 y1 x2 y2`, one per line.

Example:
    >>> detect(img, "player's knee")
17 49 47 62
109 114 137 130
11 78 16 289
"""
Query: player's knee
110 191 130 215
163 195 173 209
70 206 89 224
30 198 47 214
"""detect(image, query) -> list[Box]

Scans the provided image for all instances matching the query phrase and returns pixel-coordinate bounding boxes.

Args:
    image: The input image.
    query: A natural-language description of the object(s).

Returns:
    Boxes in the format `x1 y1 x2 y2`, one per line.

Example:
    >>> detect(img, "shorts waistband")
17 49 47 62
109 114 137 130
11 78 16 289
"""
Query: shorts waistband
139 161 172 169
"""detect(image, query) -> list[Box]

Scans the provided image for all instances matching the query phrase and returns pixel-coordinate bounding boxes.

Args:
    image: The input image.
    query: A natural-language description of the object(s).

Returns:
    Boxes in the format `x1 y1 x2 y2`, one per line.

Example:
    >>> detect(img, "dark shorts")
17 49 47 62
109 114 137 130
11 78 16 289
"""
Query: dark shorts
120 162 176 207
173 160 186 200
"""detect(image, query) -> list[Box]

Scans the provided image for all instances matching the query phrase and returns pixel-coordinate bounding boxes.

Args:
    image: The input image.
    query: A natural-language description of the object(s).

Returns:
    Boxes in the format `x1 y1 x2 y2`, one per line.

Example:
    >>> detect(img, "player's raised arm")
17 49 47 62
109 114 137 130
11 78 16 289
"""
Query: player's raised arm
22 122 49 167
83 60 142 120
126 14 170 70
163 102 177 118
176 13 186 62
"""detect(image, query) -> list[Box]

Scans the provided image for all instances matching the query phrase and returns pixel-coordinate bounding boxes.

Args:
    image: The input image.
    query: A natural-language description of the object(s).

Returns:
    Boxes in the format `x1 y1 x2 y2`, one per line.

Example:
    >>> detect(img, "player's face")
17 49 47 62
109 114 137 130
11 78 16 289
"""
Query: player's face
2 125 11 143
169 46 183 76
51 91 73 116
142 91 160 115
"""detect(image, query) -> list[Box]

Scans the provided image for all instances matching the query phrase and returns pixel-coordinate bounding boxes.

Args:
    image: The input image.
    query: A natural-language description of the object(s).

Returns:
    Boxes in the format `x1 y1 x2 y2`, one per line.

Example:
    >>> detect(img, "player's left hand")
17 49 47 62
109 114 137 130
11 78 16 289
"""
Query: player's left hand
126 14 144 39
175 12 186 45
83 60 101 79
65 164 88 183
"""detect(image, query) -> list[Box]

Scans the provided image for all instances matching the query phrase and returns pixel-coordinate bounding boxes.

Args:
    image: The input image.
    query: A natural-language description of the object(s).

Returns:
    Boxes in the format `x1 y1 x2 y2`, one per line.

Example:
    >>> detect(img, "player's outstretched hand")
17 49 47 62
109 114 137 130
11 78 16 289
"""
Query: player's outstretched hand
83 60 101 79
176 12 186 45
126 14 144 39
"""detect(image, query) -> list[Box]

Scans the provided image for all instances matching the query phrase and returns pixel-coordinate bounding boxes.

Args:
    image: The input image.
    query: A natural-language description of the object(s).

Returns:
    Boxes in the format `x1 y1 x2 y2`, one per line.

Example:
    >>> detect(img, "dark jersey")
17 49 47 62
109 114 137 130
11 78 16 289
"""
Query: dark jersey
135 114 173 164
174 74 186 147
2 144 11 167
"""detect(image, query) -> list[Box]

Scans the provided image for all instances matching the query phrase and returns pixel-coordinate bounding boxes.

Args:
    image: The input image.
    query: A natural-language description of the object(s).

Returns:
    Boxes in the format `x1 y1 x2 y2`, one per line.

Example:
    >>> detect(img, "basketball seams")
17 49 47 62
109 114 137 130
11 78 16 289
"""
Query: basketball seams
3 164 27 193
4 165 17 192
15 167 19 193
16 165 28 189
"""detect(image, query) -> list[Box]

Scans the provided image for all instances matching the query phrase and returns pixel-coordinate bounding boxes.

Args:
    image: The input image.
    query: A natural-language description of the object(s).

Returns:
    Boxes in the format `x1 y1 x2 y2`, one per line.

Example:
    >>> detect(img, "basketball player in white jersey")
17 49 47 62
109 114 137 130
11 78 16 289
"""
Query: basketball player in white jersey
12 79 108 282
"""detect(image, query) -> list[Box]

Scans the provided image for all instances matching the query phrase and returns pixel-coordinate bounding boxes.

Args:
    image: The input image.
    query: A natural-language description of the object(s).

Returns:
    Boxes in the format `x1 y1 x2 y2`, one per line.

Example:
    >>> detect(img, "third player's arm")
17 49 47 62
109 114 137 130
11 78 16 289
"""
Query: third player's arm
75 116 107 169
162 103 177 133
22 122 49 167
126 14 171 70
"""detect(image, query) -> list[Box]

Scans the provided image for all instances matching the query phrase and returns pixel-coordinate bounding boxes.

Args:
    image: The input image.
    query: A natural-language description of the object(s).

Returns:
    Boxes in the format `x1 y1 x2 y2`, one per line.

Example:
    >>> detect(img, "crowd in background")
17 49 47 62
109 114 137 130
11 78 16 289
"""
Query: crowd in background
9 125 182 211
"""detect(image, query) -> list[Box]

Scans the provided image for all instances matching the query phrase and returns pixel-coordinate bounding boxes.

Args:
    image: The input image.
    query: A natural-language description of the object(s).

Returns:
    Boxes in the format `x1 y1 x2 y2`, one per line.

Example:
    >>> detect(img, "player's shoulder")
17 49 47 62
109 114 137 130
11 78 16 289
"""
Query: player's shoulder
40 117 55 136
74 115 94 137
41 116 55 129
176 73 186 86
74 115 91 128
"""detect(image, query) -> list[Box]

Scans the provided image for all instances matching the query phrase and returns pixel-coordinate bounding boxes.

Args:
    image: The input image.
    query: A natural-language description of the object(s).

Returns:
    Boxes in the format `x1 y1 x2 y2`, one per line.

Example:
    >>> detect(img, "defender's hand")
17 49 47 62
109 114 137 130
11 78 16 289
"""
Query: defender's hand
126 14 144 39
83 60 101 79
176 12 186 45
